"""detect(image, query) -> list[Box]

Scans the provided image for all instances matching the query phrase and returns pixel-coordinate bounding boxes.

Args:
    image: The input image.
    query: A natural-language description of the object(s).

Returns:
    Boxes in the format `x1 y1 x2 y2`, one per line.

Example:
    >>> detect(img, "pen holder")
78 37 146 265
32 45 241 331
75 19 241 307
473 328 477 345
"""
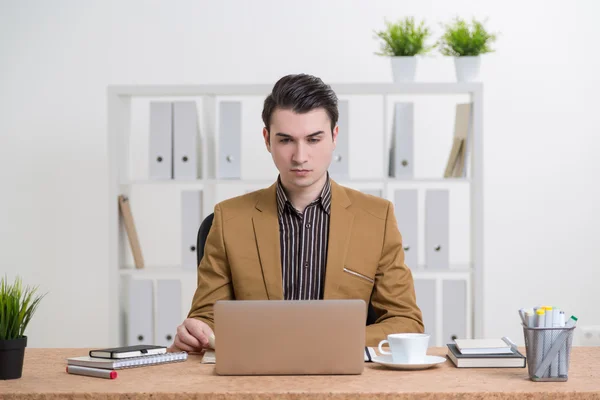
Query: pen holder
522 325 575 382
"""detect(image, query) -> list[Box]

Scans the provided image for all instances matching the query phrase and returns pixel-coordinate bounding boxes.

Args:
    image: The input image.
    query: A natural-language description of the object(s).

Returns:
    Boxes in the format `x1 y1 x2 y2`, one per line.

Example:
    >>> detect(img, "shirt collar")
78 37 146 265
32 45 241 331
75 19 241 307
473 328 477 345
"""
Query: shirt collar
276 174 332 216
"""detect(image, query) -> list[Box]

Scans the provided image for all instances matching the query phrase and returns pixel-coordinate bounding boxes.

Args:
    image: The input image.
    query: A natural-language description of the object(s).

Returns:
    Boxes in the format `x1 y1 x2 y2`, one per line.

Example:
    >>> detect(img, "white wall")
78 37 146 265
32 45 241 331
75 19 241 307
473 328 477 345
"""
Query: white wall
1 0 599 347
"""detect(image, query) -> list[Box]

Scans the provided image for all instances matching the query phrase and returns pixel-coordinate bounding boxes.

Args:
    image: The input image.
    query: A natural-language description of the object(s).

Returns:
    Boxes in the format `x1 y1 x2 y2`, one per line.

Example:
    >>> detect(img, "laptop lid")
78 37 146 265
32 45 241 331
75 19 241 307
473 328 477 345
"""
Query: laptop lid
214 299 366 375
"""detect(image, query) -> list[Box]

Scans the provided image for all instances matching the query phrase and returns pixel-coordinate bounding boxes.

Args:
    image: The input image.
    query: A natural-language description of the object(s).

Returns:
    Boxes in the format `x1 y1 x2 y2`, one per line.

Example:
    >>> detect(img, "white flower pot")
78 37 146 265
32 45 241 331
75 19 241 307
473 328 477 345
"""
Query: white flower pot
390 57 417 82
454 56 481 82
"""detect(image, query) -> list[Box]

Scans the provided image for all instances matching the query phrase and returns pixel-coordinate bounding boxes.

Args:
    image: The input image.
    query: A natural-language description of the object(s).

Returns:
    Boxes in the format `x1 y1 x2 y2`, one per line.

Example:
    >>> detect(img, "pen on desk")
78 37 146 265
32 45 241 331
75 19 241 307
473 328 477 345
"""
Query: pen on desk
66 365 117 379
501 336 518 353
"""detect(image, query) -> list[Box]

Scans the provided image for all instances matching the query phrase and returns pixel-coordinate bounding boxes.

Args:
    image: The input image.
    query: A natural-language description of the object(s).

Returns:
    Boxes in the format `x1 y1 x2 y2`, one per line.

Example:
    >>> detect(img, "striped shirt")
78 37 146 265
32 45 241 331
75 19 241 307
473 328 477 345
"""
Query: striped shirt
276 177 332 300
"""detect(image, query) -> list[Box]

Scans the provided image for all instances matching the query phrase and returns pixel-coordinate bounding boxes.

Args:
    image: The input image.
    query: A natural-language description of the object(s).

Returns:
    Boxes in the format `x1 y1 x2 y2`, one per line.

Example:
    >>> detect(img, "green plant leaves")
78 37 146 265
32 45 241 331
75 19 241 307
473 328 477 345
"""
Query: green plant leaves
0 276 46 340
374 17 434 57
438 18 497 56
374 17 498 57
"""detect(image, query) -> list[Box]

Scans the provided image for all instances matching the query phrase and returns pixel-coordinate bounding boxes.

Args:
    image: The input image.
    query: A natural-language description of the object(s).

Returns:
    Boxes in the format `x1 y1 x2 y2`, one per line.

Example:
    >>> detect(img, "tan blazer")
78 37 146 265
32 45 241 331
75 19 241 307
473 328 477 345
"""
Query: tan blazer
188 180 424 346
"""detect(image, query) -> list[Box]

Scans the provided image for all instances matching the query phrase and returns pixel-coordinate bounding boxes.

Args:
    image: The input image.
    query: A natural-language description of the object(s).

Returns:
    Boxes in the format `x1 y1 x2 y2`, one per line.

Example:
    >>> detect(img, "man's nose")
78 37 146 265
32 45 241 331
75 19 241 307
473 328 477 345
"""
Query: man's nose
292 142 308 164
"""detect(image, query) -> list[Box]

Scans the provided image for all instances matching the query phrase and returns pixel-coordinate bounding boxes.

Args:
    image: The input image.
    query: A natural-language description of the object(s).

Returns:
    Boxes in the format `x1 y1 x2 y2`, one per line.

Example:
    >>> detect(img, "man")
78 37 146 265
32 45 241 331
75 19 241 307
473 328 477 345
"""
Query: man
170 74 423 352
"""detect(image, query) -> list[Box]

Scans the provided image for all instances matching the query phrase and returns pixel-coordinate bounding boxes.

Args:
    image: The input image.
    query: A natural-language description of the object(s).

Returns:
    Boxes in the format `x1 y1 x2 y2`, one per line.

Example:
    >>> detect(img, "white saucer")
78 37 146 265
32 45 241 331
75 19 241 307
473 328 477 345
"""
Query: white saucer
371 355 447 370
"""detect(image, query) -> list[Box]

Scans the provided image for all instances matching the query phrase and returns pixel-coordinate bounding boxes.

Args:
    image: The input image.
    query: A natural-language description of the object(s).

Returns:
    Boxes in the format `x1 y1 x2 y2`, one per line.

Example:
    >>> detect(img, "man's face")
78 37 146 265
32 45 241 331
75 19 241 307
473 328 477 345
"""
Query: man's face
263 108 338 191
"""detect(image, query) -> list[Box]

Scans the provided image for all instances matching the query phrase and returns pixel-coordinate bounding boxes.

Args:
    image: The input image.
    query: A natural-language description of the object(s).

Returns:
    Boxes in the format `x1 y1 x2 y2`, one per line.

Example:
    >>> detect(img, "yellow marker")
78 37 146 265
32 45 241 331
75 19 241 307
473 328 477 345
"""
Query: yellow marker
535 309 545 327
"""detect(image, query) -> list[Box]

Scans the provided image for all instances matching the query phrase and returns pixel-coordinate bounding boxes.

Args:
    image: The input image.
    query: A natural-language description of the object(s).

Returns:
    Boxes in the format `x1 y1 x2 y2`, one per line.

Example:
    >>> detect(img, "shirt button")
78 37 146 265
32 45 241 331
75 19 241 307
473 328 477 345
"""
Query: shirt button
306 223 311 229
304 262 309 268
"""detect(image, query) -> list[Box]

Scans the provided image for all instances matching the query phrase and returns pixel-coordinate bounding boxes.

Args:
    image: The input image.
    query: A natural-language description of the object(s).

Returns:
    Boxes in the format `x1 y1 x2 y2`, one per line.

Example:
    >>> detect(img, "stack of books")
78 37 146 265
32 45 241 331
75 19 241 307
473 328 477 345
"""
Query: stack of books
446 338 526 368
66 345 188 379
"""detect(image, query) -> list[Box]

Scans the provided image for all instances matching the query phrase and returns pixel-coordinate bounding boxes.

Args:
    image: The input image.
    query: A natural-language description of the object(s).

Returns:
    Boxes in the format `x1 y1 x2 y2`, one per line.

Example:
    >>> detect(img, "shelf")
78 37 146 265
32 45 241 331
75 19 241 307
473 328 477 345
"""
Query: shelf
108 81 485 347
108 82 482 98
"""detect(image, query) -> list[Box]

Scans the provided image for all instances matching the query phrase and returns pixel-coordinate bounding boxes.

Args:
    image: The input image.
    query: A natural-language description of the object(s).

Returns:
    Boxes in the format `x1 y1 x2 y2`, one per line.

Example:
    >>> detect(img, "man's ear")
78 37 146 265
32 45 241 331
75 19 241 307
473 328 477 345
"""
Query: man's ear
262 127 271 153
332 125 339 148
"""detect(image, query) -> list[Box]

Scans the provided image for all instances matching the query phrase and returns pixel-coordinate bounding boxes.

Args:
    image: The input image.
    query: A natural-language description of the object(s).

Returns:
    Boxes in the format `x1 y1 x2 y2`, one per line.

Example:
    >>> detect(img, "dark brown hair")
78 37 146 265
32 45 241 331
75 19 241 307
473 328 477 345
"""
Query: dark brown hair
262 74 338 137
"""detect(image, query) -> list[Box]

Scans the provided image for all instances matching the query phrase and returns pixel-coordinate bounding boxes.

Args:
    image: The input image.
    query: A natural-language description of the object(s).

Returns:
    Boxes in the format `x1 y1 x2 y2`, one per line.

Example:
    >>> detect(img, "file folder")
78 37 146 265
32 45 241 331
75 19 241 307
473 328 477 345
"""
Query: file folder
149 102 173 180
329 100 349 180
394 189 418 270
388 103 414 179
425 189 449 269
118 195 144 269
181 190 203 269
126 278 154 346
173 101 201 180
442 280 467 343
444 103 472 178
217 101 242 179
156 279 182 347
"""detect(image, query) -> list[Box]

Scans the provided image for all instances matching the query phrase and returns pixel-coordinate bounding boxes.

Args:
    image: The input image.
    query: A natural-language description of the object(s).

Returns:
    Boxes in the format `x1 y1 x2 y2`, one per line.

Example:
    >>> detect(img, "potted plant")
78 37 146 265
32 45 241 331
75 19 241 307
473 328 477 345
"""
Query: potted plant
0 276 45 380
374 17 434 82
438 17 498 82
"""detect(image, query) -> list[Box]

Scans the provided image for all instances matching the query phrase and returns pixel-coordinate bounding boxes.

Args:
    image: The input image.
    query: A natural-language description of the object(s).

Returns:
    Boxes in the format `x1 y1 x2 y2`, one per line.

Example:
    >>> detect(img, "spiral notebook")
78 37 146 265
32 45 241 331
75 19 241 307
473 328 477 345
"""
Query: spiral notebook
67 352 188 369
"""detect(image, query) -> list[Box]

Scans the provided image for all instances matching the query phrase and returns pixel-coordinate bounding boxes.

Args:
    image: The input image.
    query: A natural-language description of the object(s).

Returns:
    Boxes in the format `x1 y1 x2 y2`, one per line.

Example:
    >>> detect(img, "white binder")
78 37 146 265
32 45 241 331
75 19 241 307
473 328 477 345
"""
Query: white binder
329 100 349 179
388 103 414 179
442 279 467 342
217 101 242 179
155 279 182 347
173 101 201 180
126 278 154 346
181 190 203 269
394 189 418 270
425 189 450 269
149 102 173 180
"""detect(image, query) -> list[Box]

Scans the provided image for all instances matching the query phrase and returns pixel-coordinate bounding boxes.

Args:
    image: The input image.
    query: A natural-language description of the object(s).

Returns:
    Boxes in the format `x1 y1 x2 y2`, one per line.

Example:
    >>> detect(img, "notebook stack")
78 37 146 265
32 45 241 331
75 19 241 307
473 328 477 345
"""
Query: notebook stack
446 338 526 368
66 345 188 378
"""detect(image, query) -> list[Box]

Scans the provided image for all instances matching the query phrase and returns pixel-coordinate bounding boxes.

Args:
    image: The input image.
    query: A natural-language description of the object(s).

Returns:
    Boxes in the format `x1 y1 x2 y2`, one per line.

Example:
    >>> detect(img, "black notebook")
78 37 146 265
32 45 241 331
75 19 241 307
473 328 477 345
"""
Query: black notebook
89 345 167 359
446 344 526 368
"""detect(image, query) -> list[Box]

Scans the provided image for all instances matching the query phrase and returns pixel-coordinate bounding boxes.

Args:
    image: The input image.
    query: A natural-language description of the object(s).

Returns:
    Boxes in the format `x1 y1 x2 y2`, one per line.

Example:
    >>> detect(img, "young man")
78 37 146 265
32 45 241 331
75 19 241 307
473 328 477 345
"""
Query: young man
170 74 423 352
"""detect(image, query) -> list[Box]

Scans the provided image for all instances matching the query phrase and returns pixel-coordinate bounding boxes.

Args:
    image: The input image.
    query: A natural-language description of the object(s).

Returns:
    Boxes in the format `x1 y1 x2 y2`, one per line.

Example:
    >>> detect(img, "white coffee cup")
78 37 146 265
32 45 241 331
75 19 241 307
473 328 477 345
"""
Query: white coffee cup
378 333 430 364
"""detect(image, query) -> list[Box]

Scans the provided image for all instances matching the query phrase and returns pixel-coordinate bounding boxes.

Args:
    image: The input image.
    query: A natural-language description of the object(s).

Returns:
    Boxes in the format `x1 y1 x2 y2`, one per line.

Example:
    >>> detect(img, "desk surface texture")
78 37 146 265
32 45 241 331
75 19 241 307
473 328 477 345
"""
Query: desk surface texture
1 347 599 399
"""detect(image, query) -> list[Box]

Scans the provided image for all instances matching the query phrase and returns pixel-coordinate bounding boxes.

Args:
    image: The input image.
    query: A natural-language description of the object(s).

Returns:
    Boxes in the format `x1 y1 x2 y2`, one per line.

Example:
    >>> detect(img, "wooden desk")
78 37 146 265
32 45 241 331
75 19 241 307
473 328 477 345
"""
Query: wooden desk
1 347 599 399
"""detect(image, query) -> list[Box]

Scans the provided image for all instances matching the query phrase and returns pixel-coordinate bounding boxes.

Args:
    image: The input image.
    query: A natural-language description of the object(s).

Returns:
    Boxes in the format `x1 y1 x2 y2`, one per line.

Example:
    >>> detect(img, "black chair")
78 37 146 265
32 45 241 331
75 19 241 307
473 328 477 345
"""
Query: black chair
196 213 378 325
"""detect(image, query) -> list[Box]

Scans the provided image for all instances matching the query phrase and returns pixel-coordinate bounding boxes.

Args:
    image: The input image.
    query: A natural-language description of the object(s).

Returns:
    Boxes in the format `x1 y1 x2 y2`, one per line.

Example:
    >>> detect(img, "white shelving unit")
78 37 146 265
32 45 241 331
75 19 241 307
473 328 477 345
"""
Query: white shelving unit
107 82 484 347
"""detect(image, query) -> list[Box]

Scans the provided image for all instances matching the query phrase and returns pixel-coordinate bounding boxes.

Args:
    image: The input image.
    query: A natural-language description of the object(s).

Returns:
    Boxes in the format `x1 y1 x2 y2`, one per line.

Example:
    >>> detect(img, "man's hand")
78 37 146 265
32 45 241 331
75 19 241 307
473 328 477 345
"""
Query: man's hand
168 318 214 353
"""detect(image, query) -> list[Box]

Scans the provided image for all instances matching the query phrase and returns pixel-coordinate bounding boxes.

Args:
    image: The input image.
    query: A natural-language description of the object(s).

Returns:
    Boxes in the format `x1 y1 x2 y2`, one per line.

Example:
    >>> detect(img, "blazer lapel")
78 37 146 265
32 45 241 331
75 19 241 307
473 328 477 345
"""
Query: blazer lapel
253 183 284 300
324 180 354 298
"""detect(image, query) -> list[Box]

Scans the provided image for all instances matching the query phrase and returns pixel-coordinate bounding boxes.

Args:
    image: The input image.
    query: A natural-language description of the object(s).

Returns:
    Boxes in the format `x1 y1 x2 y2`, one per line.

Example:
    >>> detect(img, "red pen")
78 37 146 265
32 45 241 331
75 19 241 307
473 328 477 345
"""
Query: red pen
66 365 117 379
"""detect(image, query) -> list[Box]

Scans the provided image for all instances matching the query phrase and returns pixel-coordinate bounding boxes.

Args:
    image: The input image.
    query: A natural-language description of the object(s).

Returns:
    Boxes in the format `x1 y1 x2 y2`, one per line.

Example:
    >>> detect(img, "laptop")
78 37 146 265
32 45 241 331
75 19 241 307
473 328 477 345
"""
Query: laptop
214 299 366 375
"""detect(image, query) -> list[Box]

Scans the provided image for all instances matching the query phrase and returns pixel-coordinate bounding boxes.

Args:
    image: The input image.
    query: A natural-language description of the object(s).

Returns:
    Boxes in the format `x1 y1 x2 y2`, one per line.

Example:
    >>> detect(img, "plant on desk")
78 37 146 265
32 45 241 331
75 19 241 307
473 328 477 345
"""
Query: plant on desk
0 275 46 379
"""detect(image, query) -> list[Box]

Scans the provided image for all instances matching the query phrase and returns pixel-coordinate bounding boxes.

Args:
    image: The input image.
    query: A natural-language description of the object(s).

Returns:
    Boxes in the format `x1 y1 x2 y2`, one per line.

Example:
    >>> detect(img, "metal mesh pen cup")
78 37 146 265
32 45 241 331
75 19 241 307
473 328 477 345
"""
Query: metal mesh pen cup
522 325 575 382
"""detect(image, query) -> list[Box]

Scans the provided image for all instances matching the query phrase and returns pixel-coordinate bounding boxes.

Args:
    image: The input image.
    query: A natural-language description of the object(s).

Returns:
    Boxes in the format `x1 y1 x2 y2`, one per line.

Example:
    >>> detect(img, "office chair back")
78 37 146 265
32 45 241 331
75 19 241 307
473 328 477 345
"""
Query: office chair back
195 213 378 325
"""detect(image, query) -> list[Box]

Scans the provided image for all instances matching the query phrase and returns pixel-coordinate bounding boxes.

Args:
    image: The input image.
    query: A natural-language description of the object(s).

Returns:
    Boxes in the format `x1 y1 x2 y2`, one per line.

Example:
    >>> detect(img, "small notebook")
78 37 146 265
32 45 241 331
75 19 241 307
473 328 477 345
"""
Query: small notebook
454 338 512 355
89 345 166 359
68 352 187 370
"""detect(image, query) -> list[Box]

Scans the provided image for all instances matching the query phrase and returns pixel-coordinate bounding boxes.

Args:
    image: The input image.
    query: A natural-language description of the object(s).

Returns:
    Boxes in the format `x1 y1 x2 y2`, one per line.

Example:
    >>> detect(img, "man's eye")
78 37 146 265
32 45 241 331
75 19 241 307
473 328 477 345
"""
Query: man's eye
308 138 320 143
280 138 291 143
